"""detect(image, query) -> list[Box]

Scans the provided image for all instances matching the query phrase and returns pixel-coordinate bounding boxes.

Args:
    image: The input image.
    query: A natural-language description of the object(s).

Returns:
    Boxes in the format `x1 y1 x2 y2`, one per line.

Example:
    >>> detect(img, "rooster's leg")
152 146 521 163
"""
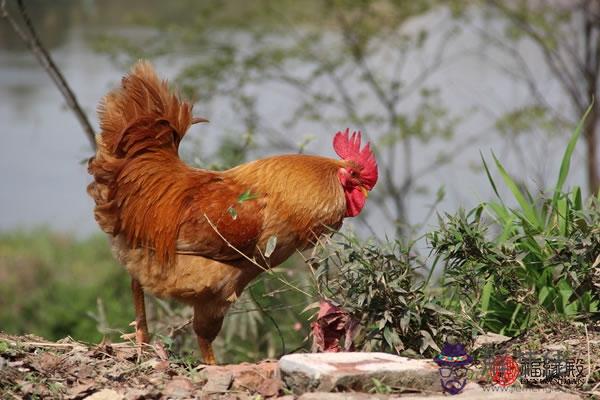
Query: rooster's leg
193 304 220 365
131 278 150 347
197 337 216 365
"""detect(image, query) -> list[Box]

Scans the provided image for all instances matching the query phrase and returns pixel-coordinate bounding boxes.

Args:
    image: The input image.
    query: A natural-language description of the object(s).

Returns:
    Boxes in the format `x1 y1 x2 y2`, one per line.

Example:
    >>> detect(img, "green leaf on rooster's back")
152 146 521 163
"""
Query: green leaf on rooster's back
265 235 277 258
238 190 257 203
227 206 238 220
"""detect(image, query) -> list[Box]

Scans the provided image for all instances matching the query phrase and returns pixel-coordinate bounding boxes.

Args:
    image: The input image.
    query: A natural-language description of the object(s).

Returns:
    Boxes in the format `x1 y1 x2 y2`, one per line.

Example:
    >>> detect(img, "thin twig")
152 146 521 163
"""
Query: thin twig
202 214 313 297
168 318 192 338
584 323 592 386
3 339 85 349
1 0 96 150
248 286 286 357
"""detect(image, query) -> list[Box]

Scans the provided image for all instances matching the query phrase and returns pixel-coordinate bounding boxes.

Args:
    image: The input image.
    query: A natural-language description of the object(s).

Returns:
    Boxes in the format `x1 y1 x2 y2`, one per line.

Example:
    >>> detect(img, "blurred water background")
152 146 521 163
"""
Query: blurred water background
0 0 585 238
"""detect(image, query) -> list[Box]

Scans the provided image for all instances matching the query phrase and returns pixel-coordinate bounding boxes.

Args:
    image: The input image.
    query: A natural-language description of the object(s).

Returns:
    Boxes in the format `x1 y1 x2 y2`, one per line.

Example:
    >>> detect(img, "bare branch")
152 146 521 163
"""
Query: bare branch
1 0 96 151
473 24 573 127
487 0 585 111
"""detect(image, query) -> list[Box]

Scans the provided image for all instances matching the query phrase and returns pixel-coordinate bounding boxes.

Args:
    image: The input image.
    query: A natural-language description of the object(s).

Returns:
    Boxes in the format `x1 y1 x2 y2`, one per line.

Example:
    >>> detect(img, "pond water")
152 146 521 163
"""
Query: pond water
0 5 586 239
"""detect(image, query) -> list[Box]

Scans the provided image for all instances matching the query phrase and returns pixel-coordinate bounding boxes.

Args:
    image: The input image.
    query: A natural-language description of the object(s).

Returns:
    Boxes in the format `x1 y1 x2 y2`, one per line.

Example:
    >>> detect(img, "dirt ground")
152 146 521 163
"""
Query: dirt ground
1 320 599 399
0 333 284 399
470 320 600 399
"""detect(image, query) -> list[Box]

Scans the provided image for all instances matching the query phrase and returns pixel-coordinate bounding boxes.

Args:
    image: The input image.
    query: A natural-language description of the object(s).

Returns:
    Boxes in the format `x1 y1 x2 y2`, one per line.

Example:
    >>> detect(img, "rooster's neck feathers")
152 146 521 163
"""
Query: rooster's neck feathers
88 61 350 267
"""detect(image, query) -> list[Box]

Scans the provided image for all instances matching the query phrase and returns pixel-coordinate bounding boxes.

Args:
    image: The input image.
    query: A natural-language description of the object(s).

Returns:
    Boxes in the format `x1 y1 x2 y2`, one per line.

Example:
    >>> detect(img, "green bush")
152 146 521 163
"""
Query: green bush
310 235 473 357
429 107 600 335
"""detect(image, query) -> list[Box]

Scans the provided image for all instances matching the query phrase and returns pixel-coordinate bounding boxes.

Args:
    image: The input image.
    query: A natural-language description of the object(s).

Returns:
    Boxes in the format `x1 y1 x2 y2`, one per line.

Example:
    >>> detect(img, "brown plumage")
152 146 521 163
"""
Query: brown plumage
87 61 378 363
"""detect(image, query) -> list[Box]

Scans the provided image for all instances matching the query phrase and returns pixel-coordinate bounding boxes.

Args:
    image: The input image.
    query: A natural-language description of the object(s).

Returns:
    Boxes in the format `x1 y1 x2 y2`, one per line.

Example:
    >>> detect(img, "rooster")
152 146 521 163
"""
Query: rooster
87 61 377 364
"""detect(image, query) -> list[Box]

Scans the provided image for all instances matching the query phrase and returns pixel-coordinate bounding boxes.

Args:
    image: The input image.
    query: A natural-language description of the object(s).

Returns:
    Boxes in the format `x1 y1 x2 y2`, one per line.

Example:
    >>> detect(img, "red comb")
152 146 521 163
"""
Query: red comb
333 128 378 189
333 129 362 159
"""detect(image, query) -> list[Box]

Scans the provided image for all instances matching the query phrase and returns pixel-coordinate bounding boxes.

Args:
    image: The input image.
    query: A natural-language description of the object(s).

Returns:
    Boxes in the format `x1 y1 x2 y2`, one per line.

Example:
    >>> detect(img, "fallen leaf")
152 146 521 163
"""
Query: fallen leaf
154 360 170 371
18 381 35 395
31 352 62 373
84 388 123 400
76 364 96 379
67 382 95 399
163 376 195 398
138 358 159 369
311 299 358 352
153 342 169 361
113 346 137 361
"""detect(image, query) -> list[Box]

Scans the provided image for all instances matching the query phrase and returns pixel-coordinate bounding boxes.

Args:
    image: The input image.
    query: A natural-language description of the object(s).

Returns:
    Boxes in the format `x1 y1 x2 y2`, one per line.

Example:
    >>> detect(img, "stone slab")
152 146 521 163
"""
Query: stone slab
472 332 511 350
279 352 441 394
298 382 582 399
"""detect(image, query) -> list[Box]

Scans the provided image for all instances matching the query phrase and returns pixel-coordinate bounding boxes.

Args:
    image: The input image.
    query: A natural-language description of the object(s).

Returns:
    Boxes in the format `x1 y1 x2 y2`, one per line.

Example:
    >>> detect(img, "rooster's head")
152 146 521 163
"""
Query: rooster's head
333 129 378 217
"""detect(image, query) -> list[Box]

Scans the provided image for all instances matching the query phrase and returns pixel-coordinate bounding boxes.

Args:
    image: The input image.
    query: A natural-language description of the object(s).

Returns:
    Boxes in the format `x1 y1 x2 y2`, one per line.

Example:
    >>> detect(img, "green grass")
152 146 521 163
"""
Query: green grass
0 228 132 343
0 228 314 363
429 105 600 335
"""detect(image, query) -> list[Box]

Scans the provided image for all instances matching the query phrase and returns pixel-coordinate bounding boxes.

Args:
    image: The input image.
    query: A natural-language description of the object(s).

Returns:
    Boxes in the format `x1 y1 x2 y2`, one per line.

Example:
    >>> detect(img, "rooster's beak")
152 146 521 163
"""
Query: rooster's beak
192 116 210 124
359 186 369 198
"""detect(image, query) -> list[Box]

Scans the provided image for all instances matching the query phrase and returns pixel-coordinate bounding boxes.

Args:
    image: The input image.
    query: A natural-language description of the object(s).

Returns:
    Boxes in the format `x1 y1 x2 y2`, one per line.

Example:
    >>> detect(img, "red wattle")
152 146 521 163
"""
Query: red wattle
345 186 366 217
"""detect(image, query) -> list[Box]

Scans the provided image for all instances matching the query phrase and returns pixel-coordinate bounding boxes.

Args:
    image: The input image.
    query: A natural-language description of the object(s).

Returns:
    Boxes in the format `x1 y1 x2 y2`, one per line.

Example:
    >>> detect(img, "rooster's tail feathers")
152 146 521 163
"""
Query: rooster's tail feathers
97 60 193 157
88 60 200 237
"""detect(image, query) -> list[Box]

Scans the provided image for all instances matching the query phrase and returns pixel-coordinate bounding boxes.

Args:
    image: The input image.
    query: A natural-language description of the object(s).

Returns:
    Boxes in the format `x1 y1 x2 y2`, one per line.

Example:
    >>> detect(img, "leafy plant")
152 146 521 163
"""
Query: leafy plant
429 106 600 335
309 234 472 357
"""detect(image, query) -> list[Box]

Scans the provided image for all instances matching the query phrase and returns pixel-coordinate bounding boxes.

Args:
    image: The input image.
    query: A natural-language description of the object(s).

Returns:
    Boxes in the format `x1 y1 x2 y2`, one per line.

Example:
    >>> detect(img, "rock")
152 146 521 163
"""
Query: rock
297 382 583 400
473 332 511 350
163 376 196 398
298 394 388 400
232 365 281 395
397 382 583 400
279 352 440 394
84 389 123 400
199 361 279 396
202 370 233 394
256 377 282 397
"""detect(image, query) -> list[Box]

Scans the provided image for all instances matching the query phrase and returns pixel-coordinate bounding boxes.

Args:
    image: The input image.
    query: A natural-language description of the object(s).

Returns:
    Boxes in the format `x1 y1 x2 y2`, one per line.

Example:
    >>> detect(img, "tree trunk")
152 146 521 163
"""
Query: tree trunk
582 1 600 196
584 105 600 196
